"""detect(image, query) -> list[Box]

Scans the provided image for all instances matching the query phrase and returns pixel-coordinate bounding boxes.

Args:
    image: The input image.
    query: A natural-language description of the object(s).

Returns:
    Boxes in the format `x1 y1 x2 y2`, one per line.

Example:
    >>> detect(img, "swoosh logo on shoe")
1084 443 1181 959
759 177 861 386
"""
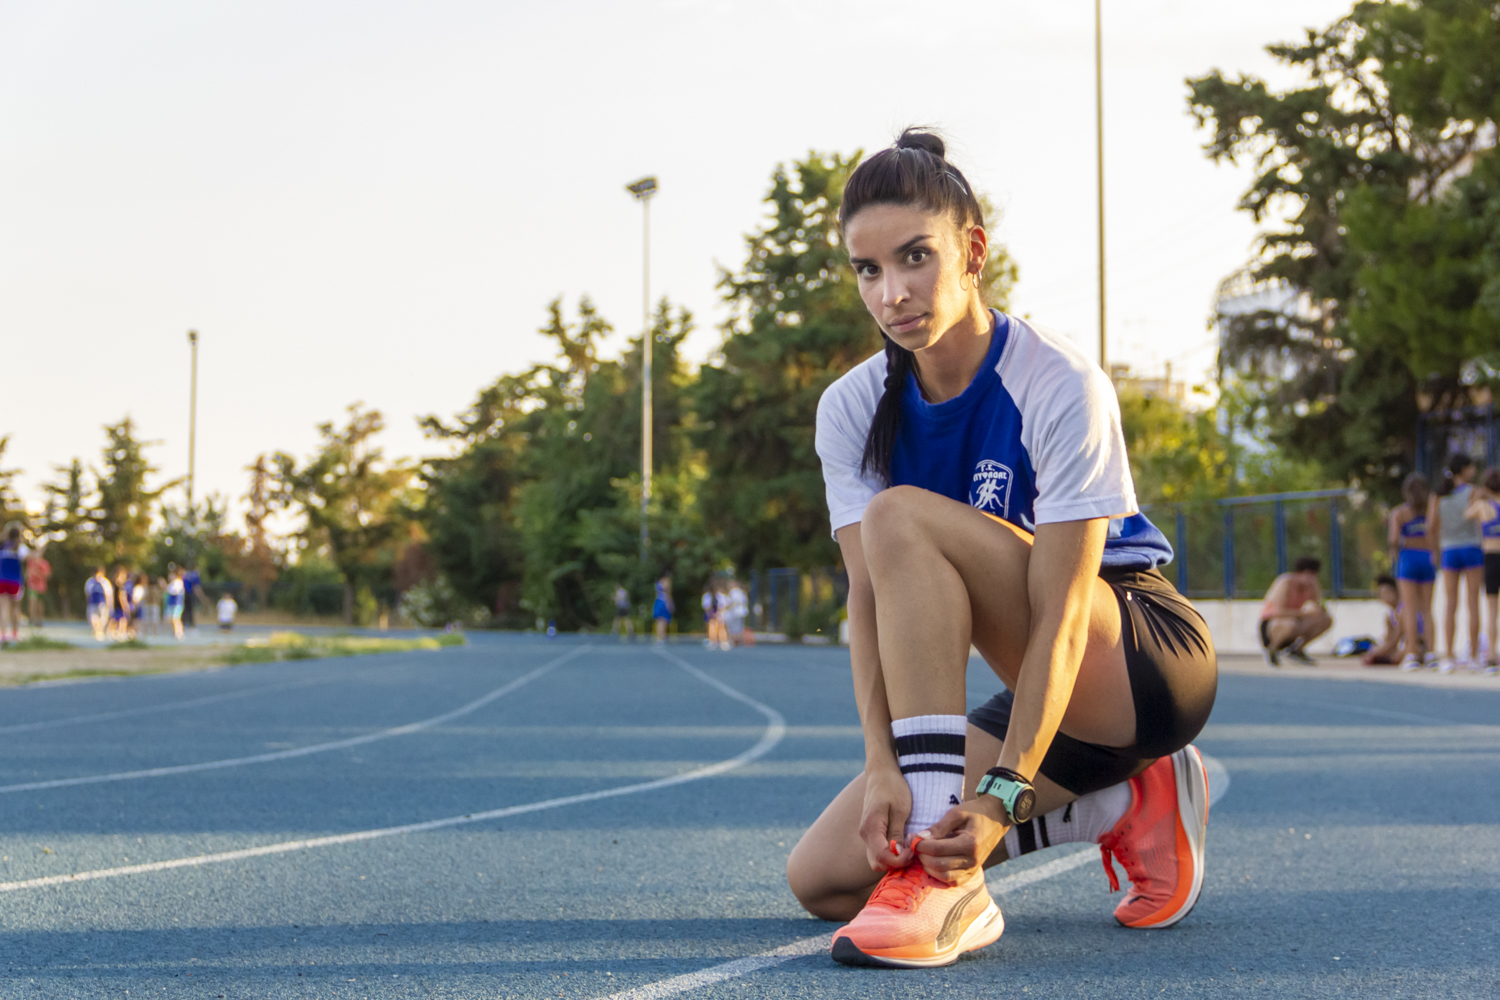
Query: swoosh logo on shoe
935 887 984 949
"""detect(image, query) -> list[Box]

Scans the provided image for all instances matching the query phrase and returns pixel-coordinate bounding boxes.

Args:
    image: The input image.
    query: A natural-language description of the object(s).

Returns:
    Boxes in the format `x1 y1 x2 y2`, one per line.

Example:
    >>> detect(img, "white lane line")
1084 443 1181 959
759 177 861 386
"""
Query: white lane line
0 650 785 894
0 646 591 795
596 752 1231 1000
0 676 340 736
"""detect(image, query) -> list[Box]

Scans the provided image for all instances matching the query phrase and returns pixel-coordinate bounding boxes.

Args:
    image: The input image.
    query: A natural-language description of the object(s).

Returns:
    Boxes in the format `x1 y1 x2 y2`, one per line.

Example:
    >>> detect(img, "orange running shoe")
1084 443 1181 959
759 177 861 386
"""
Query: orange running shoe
831 846 1004 968
1098 745 1209 929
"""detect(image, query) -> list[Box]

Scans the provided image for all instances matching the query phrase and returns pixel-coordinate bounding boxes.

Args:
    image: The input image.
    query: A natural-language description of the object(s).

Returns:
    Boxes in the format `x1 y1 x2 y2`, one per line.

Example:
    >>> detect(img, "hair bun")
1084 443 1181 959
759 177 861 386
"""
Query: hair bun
895 127 946 159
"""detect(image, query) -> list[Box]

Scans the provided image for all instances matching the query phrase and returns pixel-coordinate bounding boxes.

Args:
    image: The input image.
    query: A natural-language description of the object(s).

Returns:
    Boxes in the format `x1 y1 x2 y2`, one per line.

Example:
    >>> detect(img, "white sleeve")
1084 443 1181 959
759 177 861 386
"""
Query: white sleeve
1008 324 1138 525
815 365 884 536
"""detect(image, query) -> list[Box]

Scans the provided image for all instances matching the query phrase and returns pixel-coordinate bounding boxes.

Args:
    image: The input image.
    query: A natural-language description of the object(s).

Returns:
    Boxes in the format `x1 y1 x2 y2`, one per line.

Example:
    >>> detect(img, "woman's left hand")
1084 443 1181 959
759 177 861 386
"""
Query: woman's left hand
912 796 1009 883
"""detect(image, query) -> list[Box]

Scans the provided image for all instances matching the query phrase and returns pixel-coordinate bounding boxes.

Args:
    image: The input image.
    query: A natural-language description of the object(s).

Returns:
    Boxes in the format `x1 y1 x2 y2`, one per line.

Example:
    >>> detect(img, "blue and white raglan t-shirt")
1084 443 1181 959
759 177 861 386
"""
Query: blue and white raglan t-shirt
815 310 1173 571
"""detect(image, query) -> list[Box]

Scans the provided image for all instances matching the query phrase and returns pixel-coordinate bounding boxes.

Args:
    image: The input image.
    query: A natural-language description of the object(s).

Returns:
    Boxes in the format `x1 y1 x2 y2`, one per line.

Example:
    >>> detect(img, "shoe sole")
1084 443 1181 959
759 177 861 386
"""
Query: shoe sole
831 897 1004 969
1118 745 1209 929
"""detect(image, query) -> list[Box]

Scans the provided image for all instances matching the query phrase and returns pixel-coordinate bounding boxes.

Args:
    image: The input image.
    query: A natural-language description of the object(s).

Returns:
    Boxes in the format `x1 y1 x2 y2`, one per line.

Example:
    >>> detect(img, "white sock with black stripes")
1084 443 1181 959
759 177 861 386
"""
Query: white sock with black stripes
891 715 968 841
1002 781 1131 858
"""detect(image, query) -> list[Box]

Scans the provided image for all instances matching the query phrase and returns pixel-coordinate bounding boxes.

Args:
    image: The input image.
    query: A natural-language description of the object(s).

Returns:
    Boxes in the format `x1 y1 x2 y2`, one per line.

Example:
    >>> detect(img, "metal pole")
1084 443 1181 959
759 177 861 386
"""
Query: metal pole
1223 507 1235 600
1274 500 1287 575
1095 0 1107 371
187 329 198 509
640 196 652 562
1329 498 1344 598
1175 506 1188 593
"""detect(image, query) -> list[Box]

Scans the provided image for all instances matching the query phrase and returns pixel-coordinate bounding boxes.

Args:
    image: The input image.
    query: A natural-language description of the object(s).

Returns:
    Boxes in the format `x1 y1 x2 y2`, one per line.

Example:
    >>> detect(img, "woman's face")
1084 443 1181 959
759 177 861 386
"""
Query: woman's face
845 203 983 352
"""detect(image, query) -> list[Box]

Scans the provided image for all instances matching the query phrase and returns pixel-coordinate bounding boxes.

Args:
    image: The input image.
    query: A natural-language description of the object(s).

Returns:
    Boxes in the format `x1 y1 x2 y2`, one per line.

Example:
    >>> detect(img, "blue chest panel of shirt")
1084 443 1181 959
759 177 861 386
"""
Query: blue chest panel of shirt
886 316 1171 570
890 324 1038 531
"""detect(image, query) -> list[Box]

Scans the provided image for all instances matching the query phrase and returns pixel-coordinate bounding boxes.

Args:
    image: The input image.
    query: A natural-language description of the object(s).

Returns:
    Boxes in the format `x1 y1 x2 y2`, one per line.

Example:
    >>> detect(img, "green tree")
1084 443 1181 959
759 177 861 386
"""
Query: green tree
1188 0 1500 496
39 460 97 618
93 417 171 568
695 150 1019 573
270 405 414 623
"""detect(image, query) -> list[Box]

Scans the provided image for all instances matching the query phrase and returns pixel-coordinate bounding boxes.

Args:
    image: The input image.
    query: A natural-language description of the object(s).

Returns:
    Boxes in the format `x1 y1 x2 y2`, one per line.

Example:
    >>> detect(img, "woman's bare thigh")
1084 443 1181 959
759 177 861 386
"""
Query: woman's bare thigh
898 491 1134 748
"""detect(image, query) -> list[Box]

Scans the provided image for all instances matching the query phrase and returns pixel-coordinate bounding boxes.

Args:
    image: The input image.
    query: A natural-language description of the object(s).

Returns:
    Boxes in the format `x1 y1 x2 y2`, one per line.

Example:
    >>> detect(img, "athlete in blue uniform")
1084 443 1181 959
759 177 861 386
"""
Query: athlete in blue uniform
651 572 674 645
785 130 1216 968
1389 473 1435 668
0 525 25 645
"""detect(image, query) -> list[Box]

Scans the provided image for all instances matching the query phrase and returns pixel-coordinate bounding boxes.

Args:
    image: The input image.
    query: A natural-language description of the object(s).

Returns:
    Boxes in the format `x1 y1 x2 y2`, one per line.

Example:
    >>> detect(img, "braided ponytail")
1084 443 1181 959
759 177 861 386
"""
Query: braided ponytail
860 336 917 483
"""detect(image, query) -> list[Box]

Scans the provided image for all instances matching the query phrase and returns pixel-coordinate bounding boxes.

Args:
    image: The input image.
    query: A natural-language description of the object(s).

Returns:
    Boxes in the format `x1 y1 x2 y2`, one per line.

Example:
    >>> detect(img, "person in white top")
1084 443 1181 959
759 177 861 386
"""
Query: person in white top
217 593 238 631
727 580 752 646
782 130 1217 969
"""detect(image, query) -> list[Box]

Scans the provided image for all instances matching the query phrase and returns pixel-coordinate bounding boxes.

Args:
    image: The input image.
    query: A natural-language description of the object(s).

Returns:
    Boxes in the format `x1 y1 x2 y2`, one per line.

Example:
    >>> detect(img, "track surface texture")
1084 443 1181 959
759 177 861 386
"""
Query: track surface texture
1 634 1496 998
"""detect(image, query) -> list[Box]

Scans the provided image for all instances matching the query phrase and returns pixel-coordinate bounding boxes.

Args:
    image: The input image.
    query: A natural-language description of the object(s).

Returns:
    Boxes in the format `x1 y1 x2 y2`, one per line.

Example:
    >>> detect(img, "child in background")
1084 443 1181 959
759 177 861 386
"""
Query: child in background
85 567 112 641
165 569 186 640
217 592 238 631
1362 575 1405 666
24 546 50 629
108 567 134 641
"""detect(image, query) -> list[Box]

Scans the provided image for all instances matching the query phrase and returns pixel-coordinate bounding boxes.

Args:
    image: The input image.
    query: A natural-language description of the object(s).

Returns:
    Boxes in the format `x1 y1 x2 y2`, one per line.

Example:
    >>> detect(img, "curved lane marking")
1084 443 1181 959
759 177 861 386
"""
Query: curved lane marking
596 751 1231 1000
0 646 591 795
0 646 785 893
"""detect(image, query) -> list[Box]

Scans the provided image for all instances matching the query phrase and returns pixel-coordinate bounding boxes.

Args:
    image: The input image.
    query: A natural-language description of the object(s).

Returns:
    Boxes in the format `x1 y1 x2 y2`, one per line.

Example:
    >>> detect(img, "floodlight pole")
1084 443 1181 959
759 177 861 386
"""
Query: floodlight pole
1095 0 1107 372
187 329 199 508
626 176 658 563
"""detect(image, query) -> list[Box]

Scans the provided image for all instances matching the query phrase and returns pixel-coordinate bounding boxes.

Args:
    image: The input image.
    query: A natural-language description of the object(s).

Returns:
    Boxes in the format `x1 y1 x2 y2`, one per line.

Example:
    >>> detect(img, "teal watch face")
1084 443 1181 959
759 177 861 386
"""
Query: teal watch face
978 772 1036 824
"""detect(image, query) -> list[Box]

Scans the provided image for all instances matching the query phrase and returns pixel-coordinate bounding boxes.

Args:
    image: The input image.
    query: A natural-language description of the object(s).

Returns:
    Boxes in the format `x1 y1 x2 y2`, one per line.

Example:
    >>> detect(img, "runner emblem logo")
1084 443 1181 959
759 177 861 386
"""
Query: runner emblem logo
969 459 1013 517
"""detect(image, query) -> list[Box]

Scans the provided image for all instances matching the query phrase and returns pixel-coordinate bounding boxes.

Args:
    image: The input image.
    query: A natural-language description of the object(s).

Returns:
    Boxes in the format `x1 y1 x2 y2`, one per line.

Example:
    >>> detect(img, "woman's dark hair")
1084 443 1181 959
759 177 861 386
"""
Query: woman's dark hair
841 128 985 485
1293 556 1321 574
1482 466 1500 494
1375 574 1397 590
1401 471 1430 510
1436 452 1474 497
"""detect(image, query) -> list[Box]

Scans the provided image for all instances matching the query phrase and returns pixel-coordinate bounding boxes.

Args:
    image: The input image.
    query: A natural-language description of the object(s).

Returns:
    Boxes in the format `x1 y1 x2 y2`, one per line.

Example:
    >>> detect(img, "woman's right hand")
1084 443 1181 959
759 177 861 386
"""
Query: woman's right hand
858 764 913 871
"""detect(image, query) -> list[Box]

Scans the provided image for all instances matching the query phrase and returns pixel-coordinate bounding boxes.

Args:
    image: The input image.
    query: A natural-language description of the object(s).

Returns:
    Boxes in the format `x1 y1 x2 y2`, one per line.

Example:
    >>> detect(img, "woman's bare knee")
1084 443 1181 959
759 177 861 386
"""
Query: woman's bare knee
859 486 934 560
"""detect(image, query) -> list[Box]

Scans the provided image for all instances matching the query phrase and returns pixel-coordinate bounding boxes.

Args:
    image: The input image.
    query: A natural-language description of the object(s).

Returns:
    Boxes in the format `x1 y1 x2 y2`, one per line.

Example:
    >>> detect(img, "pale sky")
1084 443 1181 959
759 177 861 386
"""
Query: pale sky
0 0 1354 522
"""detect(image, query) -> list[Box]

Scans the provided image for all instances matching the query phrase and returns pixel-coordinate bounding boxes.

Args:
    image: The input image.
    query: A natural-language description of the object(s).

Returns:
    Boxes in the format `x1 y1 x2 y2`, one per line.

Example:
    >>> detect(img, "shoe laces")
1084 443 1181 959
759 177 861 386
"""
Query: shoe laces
867 837 930 910
1098 833 1131 895
868 863 929 910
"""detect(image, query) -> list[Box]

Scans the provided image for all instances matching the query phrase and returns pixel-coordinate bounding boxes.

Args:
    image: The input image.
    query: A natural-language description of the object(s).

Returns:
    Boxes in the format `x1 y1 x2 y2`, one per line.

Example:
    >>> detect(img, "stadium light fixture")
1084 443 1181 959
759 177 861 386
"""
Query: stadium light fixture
626 176 658 563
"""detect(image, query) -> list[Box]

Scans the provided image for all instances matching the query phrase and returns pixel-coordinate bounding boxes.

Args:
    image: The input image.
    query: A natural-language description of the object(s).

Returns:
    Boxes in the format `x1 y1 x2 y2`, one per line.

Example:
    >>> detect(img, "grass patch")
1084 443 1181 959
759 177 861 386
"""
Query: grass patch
225 631 466 665
1 636 75 652
107 638 152 651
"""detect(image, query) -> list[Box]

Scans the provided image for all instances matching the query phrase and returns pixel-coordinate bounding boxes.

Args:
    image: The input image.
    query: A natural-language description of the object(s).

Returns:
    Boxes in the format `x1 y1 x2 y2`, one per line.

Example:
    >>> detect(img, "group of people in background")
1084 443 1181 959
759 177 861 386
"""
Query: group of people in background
1255 451 1500 674
701 577 753 651
83 563 200 642
1386 453 1500 673
607 572 756 649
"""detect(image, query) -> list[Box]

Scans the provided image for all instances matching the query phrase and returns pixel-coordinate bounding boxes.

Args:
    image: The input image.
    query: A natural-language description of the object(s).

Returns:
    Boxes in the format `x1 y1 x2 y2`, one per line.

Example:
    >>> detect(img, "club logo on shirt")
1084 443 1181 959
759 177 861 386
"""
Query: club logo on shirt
969 460 1013 517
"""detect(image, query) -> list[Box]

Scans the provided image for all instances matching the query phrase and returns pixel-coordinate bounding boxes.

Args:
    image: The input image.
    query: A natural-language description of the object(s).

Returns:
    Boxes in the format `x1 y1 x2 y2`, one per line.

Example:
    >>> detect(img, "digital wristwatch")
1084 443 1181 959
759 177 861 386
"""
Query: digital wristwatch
975 766 1036 825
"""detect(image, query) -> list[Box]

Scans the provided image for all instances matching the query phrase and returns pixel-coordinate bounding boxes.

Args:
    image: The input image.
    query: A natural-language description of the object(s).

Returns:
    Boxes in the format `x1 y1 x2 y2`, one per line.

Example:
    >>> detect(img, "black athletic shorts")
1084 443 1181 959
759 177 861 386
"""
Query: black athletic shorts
967 566 1217 796
1486 552 1500 597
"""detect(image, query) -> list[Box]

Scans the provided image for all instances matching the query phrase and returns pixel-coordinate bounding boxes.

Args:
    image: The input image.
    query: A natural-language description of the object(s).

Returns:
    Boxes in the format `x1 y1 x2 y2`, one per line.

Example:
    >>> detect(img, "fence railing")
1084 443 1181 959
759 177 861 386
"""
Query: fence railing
747 566 848 636
1142 488 1387 601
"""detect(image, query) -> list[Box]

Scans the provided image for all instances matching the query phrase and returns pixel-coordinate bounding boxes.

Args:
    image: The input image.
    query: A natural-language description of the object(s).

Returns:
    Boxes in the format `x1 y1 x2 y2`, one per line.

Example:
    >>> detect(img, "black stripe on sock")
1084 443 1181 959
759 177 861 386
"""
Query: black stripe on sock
898 762 966 775
893 733 966 757
1038 815 1051 848
1015 820 1037 855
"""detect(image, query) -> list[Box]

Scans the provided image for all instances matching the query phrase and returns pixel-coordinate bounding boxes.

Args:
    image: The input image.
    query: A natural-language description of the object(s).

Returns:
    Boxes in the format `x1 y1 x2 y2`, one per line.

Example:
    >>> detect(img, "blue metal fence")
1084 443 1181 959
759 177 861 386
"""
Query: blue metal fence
1143 488 1385 601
